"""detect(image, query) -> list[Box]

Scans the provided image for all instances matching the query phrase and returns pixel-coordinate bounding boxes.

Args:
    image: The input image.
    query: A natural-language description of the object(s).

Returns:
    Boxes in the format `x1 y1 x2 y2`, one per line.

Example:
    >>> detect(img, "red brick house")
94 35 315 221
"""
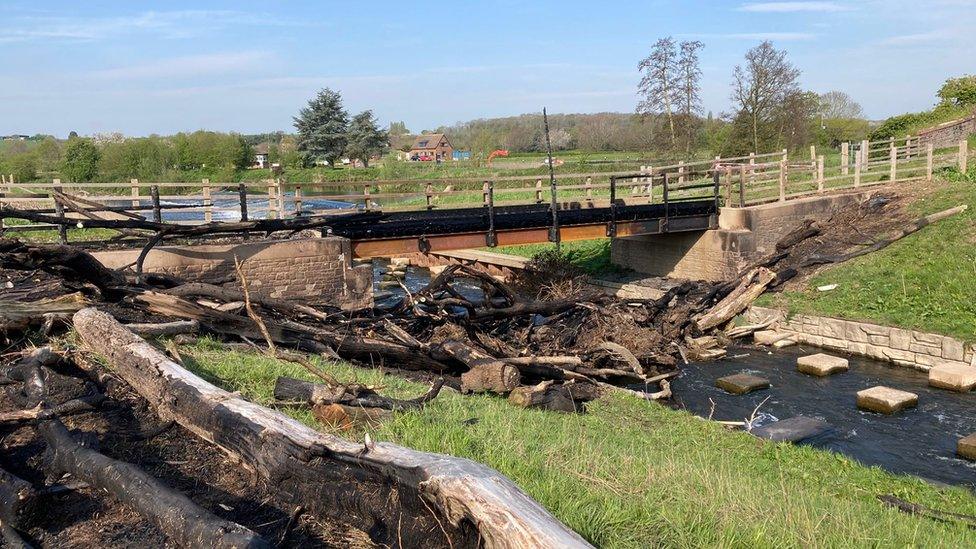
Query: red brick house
409 133 453 162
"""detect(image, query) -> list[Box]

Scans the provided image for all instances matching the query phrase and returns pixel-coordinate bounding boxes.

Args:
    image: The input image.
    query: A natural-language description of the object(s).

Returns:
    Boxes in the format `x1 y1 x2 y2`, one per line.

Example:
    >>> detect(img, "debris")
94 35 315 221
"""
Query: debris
816 284 838 292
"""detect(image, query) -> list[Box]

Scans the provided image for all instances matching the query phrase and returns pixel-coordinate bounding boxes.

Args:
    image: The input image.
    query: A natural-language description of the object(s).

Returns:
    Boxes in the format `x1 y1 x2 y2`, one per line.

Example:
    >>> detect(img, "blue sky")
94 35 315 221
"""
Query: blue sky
1 1 973 137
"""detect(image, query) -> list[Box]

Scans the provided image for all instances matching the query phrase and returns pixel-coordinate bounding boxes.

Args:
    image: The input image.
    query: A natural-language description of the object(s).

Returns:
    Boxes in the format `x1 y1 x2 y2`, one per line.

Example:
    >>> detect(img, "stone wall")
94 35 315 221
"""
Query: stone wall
917 113 976 149
747 306 974 372
94 237 372 310
611 190 872 281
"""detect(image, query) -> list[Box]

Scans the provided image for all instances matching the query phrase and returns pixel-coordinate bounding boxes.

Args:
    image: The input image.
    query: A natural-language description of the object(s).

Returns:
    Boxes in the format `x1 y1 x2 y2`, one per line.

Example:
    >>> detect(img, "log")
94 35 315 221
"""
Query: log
461 362 521 394
694 268 777 332
0 466 34 548
0 391 104 424
125 320 200 337
432 340 521 394
508 380 602 412
313 402 392 430
0 293 89 333
7 346 58 407
500 356 583 367
39 419 270 549
72 308 591 549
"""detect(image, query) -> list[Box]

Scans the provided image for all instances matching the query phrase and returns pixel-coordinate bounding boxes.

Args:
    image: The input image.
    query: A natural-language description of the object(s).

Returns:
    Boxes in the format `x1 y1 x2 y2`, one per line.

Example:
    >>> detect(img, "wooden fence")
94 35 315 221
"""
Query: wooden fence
0 138 970 242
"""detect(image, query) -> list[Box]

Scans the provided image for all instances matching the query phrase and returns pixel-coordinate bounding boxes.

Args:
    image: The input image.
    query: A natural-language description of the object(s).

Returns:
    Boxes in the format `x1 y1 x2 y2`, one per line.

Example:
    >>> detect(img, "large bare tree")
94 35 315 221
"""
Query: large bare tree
678 40 704 153
638 37 680 150
730 41 801 153
817 91 864 119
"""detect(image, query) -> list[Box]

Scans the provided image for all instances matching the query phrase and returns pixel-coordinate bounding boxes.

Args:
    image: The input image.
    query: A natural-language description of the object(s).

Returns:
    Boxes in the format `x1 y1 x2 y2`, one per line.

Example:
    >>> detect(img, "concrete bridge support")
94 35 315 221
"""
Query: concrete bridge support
611 190 874 281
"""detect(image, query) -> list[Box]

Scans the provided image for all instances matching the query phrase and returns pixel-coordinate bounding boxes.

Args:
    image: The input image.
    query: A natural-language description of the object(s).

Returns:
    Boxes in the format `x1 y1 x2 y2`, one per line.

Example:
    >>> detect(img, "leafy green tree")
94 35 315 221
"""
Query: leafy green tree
33 137 62 173
60 138 100 182
345 110 388 167
9 153 38 182
294 88 349 167
938 75 976 108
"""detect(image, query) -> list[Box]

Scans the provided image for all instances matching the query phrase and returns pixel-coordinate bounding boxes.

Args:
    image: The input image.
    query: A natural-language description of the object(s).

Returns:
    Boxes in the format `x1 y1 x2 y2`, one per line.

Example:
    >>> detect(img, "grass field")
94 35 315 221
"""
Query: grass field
759 168 976 342
178 340 976 547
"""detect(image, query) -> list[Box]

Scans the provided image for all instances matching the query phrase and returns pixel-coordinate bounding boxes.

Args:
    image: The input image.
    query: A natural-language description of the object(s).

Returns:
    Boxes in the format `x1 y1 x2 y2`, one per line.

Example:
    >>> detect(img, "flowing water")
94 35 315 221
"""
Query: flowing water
672 345 976 488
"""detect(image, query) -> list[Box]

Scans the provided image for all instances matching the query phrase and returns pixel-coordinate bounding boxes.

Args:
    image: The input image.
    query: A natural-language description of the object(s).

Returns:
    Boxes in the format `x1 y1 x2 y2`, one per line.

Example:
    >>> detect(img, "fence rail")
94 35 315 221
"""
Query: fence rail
0 138 970 242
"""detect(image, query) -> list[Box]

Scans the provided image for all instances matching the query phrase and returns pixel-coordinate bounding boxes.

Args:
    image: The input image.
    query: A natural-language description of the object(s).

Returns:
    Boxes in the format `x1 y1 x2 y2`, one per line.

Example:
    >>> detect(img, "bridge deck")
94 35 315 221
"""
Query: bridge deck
326 200 718 257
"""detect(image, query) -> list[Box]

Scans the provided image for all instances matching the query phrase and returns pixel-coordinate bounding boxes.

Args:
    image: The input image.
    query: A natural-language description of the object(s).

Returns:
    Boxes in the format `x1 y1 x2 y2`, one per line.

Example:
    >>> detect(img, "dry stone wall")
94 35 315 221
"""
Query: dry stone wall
748 306 973 372
94 237 372 310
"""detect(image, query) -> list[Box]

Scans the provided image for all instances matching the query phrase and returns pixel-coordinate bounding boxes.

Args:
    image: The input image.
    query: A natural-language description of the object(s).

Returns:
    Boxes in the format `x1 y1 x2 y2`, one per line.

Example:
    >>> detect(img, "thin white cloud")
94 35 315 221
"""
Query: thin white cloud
877 32 946 46
737 2 852 12
0 10 320 43
90 52 274 80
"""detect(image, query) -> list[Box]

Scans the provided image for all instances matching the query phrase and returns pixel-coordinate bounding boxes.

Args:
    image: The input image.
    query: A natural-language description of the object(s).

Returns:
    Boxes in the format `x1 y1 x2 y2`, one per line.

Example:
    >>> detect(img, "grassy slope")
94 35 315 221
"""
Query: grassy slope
488 239 618 276
760 169 976 342
180 340 976 548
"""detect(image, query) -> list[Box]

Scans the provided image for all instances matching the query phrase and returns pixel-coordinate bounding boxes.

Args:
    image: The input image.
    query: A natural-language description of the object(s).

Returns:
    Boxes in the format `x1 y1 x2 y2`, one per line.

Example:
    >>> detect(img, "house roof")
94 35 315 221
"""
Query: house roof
254 142 271 154
410 133 450 150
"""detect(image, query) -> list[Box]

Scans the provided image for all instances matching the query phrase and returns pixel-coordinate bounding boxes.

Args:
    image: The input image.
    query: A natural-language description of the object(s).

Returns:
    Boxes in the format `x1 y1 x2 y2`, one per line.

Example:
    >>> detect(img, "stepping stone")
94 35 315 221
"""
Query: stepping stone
772 338 796 349
856 386 918 414
390 257 411 268
958 433 976 461
754 330 791 346
929 363 976 392
715 373 770 395
797 353 849 377
751 416 831 442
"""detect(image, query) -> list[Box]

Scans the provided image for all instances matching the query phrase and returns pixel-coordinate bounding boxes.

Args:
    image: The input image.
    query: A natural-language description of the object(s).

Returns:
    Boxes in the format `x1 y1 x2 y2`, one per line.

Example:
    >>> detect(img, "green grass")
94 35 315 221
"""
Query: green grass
759 168 976 341
487 238 620 276
177 339 976 548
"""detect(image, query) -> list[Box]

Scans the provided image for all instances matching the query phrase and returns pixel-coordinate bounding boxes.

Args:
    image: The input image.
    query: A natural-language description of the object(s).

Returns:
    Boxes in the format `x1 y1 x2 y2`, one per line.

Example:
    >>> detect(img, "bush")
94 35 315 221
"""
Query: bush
8 153 38 182
60 138 100 182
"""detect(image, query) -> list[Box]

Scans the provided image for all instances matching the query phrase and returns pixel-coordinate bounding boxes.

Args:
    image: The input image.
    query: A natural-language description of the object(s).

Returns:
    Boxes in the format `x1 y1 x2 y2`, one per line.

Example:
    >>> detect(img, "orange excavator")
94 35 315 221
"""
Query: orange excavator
486 149 509 167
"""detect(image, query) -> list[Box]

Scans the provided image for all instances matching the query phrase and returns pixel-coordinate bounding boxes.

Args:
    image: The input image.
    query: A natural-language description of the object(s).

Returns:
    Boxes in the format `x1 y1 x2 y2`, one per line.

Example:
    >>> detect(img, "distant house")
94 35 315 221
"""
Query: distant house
409 133 453 162
2 134 29 141
253 143 271 169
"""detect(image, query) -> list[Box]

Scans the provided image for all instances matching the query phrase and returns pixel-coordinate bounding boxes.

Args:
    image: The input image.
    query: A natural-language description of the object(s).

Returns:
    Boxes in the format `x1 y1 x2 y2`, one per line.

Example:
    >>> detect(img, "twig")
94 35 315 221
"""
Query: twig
276 505 303 547
234 256 275 354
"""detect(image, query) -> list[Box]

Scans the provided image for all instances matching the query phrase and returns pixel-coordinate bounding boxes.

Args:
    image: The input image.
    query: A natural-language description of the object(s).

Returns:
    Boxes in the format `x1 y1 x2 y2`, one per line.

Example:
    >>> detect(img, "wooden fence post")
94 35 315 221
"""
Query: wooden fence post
738 164 746 207
482 181 490 206
130 179 140 208
810 144 816 161
267 181 277 219
778 159 787 202
53 178 67 244
645 168 654 203
841 142 849 176
294 184 303 216
926 143 934 181
889 145 897 182
960 140 969 173
854 157 861 188
276 178 285 216
362 183 371 211
749 152 756 185
724 166 732 206
535 179 543 203
584 176 593 205
425 183 434 210
238 184 249 241
678 161 686 184
861 139 870 172
202 178 212 223
817 155 825 192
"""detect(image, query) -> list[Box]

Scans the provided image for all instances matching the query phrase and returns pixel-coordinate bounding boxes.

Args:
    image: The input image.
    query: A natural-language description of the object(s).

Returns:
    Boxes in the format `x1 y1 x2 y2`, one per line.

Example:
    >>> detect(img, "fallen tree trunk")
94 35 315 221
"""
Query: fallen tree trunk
508 380 602 412
694 268 777 332
72 308 591 549
0 391 104 425
432 340 521 394
39 418 270 549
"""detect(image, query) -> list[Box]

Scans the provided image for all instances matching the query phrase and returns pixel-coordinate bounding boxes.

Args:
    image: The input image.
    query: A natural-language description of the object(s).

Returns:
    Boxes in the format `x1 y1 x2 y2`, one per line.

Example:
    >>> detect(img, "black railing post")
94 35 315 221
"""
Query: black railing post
662 173 670 233
485 180 497 247
150 185 162 223
606 176 617 237
238 183 249 240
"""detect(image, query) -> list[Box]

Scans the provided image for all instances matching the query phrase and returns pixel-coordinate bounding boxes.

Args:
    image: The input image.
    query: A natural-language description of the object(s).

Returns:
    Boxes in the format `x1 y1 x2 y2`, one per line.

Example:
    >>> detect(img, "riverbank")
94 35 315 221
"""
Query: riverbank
759 169 976 342
180 338 976 547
